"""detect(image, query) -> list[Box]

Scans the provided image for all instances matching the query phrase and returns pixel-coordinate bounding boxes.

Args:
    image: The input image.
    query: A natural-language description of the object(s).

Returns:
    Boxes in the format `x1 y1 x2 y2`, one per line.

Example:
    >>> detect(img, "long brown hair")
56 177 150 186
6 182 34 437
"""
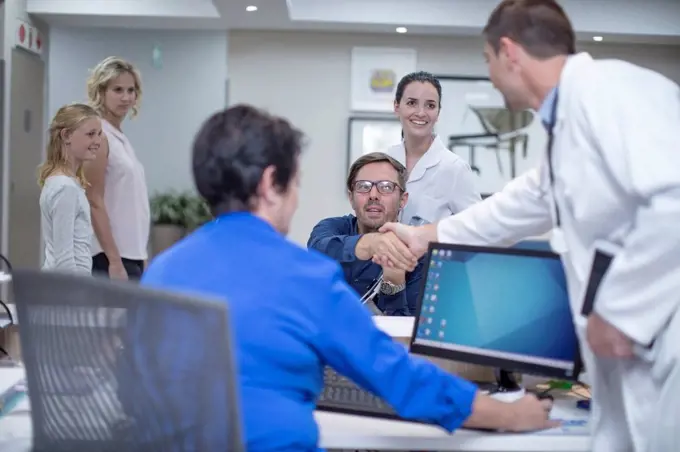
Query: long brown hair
37 103 99 188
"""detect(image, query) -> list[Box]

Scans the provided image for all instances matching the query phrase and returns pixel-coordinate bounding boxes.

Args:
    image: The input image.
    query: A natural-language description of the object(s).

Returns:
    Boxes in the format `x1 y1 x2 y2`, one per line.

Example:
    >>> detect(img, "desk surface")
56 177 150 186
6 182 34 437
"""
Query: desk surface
0 409 591 452
316 403 590 451
0 367 591 452
0 317 591 451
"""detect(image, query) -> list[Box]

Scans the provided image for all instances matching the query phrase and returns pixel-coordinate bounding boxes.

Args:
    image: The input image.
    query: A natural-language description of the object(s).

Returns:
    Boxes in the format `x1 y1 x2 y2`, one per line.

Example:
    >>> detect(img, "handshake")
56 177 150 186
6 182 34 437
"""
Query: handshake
355 222 437 272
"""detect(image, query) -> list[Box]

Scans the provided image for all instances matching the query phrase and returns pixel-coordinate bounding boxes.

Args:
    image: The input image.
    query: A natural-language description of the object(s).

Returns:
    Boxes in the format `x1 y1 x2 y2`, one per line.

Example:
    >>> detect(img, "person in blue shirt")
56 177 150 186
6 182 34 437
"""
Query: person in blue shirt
308 152 423 315
132 104 557 451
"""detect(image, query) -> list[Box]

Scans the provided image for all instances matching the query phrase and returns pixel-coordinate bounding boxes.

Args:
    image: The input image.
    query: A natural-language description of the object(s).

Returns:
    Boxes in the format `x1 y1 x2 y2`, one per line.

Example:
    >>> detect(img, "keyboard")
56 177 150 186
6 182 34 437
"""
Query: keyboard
315 367 498 425
316 367 399 420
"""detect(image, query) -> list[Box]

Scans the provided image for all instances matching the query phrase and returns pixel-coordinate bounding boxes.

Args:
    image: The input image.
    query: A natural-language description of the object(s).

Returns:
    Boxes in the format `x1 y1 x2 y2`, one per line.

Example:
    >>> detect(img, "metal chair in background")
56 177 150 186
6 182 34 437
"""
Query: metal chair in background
448 107 534 179
12 269 244 452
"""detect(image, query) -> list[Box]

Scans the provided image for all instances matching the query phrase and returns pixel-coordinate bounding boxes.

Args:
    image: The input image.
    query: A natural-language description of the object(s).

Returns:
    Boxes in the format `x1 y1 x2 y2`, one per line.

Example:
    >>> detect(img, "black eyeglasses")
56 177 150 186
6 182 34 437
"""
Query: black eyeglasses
353 180 402 194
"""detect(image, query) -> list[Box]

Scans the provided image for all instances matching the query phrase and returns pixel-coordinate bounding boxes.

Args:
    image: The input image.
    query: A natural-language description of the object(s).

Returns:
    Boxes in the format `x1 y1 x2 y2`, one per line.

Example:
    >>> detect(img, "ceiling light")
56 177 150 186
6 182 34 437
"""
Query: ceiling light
592 36 603 42
396 27 408 34
246 5 258 12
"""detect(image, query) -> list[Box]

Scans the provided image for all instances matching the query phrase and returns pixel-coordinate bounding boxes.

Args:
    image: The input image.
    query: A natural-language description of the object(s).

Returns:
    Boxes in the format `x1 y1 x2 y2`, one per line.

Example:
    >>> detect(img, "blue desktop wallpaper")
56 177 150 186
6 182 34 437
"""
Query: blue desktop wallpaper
415 244 578 363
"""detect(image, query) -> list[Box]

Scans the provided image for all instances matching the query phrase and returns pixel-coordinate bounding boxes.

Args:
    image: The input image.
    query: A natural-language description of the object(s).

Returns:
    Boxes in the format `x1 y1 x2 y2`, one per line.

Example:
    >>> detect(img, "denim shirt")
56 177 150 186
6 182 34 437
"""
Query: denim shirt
307 214 424 315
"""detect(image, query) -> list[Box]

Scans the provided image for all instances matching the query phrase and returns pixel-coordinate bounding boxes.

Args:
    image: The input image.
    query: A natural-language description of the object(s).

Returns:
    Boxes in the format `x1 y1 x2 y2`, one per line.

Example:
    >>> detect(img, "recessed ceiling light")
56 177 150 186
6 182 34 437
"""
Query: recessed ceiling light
396 27 408 34
246 5 258 12
592 36 603 42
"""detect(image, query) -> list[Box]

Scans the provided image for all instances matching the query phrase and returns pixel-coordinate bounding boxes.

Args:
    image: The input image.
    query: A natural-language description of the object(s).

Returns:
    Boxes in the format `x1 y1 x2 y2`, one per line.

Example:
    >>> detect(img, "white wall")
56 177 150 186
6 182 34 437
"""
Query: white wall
48 27 228 193
228 30 680 245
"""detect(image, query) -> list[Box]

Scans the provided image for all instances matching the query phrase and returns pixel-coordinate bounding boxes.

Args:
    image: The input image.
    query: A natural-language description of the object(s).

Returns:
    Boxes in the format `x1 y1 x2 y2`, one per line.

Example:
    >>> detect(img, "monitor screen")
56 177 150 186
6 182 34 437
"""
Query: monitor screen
410 243 580 380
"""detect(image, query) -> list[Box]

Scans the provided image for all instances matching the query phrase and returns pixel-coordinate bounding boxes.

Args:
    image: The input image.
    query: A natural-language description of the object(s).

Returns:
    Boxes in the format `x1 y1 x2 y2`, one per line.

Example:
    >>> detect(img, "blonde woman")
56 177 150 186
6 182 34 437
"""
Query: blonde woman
85 57 150 281
38 103 102 274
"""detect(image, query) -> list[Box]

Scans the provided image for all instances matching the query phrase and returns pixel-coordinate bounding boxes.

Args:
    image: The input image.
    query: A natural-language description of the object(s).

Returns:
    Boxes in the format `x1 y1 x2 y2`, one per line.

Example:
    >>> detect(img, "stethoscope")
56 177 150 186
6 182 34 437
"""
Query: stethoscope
360 274 383 304
545 92 568 255
360 273 384 316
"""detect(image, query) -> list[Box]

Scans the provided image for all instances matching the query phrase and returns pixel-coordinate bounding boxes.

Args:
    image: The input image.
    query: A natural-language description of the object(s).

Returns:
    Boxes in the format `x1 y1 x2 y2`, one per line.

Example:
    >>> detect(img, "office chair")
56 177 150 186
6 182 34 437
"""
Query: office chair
448 107 534 179
12 269 244 452
0 253 14 359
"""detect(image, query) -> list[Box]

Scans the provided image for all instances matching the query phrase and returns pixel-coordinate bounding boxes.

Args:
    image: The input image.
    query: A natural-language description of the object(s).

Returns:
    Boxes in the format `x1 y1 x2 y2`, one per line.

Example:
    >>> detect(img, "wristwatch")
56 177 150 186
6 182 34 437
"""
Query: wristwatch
380 280 406 295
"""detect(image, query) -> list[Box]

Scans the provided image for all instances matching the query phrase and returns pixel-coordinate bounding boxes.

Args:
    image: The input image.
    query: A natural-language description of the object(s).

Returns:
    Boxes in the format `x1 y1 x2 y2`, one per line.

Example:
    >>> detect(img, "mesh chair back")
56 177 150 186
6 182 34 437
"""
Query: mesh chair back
12 269 244 452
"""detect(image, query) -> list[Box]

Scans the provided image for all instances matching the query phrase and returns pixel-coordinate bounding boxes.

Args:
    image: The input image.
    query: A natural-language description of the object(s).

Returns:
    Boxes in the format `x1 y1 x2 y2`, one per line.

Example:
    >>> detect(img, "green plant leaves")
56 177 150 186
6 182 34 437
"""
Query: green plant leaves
150 191 213 229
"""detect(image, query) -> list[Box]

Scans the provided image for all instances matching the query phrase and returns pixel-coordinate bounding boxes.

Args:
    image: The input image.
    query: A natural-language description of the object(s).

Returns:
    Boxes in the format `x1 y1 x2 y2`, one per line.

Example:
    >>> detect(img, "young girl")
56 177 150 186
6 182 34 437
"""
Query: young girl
386 71 481 225
38 103 102 274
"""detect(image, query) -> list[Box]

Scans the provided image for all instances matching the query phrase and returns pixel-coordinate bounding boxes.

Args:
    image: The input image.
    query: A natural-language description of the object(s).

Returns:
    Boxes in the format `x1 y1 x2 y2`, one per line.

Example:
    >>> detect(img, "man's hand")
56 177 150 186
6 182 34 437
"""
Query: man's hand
374 223 434 268
465 392 559 432
506 395 560 432
355 232 417 272
587 312 634 358
382 265 406 285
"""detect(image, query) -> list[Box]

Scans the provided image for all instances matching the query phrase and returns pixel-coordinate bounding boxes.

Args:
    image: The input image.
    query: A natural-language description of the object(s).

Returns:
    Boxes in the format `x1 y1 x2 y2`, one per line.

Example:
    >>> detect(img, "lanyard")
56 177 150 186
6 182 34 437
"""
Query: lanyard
545 92 561 227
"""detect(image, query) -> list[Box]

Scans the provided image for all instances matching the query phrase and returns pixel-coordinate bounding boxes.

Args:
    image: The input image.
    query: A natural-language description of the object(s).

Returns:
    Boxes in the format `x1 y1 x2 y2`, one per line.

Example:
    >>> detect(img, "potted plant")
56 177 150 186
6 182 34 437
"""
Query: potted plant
149 191 187 256
182 194 213 232
149 191 213 257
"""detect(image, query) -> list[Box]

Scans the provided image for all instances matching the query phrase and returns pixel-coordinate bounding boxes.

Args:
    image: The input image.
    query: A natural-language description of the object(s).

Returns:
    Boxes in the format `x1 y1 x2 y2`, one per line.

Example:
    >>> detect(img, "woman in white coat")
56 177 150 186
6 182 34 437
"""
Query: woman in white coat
379 1 680 451
386 72 481 225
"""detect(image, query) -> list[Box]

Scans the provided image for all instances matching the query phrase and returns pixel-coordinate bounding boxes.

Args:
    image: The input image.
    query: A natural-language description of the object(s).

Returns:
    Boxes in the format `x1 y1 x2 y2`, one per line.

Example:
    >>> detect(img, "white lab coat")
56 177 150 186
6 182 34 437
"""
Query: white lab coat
437 52 680 452
386 135 481 225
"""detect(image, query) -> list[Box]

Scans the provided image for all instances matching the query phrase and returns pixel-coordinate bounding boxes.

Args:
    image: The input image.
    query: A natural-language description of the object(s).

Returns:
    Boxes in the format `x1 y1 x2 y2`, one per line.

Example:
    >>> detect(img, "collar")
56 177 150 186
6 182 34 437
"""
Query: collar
547 52 594 125
538 87 558 130
349 214 360 235
213 211 280 236
402 134 447 183
101 118 126 142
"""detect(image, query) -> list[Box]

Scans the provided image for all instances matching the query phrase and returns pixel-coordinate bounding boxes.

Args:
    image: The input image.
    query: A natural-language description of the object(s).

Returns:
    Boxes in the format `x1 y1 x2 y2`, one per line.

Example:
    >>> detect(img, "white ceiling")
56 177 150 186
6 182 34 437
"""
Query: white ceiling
27 0 680 45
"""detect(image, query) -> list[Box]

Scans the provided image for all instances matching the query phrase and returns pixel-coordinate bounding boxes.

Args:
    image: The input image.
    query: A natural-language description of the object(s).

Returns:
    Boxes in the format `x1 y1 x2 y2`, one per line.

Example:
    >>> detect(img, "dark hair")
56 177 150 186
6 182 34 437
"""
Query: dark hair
483 0 575 59
395 71 442 106
346 152 407 192
395 71 442 139
192 104 303 216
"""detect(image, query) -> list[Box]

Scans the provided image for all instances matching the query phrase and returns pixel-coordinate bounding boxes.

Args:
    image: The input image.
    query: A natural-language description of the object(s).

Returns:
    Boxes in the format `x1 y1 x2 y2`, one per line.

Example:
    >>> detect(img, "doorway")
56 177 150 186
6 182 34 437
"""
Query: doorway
8 48 45 269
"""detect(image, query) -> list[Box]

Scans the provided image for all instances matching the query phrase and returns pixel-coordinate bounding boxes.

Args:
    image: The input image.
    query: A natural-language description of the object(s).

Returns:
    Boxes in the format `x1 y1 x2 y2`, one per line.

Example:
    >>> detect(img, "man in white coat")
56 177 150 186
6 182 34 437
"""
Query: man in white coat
376 1 680 451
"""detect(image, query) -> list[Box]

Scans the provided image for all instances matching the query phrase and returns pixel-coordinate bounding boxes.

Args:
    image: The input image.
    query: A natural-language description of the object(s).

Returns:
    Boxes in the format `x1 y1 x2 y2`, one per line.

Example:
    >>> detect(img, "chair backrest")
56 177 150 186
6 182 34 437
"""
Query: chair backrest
470 107 534 135
12 269 244 452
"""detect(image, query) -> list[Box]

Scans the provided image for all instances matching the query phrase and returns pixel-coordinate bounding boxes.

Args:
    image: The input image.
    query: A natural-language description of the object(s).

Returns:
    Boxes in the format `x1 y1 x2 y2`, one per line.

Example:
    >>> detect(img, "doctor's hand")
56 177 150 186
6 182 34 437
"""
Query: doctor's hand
586 312 634 359
377 222 434 261
355 232 417 272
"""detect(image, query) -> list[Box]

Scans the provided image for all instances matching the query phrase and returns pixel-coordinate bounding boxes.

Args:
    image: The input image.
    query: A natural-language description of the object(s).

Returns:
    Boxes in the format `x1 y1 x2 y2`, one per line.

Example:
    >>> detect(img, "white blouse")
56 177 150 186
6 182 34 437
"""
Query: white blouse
91 119 150 260
386 135 481 224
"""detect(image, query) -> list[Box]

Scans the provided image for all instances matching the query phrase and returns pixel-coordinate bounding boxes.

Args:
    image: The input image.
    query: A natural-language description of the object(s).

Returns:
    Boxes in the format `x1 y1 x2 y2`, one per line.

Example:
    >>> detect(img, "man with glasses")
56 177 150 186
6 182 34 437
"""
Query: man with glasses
308 152 421 316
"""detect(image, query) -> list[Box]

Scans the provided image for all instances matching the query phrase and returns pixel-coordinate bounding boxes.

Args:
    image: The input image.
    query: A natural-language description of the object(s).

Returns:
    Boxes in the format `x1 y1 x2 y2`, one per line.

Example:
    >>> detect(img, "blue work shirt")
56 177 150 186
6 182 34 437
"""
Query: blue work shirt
127 213 477 452
539 86 558 130
307 214 423 315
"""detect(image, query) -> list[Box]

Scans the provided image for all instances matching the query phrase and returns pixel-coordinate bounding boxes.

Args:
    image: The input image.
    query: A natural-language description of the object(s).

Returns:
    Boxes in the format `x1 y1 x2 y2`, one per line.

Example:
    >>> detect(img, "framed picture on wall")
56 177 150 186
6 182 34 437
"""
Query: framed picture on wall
346 116 402 175
433 75 548 195
350 47 417 112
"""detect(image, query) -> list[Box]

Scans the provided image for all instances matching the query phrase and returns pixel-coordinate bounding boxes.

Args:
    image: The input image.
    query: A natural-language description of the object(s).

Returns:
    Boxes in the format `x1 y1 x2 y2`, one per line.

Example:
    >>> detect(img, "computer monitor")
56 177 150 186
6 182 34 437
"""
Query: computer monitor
410 243 581 392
